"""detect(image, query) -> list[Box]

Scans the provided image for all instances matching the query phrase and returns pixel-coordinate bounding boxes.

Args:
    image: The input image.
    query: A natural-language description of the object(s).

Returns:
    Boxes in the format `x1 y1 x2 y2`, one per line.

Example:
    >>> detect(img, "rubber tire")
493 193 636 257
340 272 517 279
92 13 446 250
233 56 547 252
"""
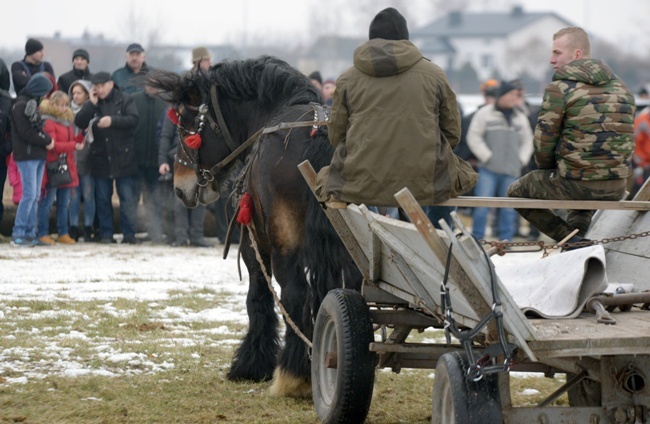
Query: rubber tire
567 374 601 406
311 288 377 424
431 352 503 424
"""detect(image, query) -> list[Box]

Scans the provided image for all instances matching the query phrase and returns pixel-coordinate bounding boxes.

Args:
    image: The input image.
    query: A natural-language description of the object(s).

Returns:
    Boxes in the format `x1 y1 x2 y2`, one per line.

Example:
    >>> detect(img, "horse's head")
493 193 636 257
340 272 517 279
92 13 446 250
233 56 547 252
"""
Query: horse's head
145 57 323 207
145 71 237 207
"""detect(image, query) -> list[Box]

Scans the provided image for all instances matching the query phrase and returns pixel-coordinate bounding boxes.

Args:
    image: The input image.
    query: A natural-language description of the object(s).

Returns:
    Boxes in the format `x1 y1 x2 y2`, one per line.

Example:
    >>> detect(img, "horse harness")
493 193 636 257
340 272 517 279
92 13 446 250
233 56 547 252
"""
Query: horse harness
174 84 329 187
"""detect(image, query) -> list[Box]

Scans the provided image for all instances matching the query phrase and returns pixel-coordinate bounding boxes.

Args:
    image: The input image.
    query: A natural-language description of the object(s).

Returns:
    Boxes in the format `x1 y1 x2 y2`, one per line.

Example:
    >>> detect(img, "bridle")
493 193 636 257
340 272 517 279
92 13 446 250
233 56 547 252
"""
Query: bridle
174 85 243 187
174 84 329 187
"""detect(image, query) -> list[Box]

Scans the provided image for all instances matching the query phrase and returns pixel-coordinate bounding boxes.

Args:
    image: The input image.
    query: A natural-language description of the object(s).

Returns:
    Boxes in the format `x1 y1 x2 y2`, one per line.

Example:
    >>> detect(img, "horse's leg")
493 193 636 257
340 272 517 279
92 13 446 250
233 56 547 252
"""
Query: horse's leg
268 250 312 398
226 230 280 382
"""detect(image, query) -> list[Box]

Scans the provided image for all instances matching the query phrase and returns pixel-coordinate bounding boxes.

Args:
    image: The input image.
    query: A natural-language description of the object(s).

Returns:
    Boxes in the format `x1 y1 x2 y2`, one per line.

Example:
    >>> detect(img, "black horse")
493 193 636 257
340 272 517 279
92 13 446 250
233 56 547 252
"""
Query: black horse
145 56 361 396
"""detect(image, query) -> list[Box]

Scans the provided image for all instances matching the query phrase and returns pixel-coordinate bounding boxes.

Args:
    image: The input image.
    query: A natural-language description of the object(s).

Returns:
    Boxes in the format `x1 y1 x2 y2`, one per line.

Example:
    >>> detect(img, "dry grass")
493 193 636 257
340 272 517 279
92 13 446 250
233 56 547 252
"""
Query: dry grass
0 243 569 423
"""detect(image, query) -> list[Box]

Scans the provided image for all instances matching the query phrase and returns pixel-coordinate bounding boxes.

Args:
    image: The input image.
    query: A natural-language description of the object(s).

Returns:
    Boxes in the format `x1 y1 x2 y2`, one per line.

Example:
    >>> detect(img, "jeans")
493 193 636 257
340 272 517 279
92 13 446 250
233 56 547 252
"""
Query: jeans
69 174 96 228
471 168 516 241
13 159 45 239
95 175 137 238
37 187 71 237
424 205 456 230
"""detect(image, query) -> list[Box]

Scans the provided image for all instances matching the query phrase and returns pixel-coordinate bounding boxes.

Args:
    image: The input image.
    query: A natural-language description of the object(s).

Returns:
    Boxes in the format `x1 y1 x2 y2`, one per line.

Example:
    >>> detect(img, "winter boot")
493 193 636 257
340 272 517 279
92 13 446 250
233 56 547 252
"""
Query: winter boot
84 226 95 242
70 226 79 242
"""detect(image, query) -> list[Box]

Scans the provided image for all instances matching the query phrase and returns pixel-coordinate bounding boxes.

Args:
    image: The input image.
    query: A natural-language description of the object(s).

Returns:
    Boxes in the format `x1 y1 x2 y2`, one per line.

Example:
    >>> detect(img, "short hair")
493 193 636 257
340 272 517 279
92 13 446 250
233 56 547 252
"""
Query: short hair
553 27 591 58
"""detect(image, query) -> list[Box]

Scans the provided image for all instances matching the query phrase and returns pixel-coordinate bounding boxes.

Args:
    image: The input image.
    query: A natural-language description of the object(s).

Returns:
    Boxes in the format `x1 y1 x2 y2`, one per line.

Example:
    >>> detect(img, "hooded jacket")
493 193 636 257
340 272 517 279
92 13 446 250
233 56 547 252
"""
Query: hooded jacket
10 94 52 162
316 39 477 206
40 99 82 188
74 85 139 178
534 58 636 180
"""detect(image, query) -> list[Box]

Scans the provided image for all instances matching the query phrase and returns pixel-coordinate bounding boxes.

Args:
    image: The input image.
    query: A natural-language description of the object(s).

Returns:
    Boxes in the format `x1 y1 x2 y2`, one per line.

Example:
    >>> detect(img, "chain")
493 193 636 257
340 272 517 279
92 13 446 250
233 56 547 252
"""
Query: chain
480 230 650 256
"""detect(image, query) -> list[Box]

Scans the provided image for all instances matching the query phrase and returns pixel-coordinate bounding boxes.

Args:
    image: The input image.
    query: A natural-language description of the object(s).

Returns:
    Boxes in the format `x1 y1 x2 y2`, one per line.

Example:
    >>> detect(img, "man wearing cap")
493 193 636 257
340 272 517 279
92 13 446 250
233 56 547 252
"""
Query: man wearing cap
190 47 212 73
11 38 56 95
507 27 635 247
57 49 93 95
467 80 534 241
9 73 55 246
316 8 477 215
75 71 140 244
112 43 150 94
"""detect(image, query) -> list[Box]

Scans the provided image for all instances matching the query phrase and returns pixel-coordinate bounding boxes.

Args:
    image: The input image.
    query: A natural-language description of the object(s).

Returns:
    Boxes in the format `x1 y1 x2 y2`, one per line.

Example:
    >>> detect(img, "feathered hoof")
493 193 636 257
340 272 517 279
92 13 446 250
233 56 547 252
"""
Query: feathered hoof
269 367 311 398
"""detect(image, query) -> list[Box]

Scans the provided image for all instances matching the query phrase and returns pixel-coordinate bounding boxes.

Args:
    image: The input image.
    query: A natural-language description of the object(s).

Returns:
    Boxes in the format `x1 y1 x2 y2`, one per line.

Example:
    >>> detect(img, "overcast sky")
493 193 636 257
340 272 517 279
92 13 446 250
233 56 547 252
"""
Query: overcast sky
2 0 648 55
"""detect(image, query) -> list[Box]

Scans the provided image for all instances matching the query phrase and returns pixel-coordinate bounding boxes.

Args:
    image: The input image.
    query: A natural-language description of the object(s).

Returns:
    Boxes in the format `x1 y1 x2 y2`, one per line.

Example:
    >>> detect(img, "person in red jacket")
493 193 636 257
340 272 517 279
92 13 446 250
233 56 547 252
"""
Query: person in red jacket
632 106 650 197
36 91 84 245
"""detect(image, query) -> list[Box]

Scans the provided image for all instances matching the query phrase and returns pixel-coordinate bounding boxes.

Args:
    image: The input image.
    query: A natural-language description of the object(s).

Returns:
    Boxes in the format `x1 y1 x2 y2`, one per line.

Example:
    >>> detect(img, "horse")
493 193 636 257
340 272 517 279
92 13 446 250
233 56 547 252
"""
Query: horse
145 56 362 397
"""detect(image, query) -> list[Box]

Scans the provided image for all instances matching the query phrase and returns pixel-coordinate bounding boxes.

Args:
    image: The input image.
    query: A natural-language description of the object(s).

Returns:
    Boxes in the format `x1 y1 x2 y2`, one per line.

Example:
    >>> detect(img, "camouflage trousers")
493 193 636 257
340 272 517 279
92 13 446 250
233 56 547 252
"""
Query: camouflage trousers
507 169 626 242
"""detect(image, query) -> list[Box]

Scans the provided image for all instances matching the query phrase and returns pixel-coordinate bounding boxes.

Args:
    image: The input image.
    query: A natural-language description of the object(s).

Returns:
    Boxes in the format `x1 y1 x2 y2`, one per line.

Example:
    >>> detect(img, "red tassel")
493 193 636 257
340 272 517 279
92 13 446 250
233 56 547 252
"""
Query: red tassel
166 108 179 125
237 192 254 225
185 133 202 149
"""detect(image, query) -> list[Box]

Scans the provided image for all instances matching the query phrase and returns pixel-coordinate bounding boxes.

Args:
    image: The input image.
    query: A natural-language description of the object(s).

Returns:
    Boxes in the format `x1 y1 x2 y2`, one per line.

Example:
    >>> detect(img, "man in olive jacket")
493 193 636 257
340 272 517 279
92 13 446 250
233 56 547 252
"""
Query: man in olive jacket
316 8 477 207
75 72 140 244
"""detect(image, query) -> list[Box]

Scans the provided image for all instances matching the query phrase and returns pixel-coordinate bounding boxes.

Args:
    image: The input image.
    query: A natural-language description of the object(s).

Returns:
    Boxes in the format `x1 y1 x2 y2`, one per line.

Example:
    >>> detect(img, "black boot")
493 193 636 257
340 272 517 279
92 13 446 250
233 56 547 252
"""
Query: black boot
70 226 79 242
84 226 95 242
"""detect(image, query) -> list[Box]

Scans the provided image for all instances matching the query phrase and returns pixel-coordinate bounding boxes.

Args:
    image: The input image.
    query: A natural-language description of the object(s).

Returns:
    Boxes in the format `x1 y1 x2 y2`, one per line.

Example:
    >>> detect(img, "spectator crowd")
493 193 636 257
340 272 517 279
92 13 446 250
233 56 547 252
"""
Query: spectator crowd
1 25 643 248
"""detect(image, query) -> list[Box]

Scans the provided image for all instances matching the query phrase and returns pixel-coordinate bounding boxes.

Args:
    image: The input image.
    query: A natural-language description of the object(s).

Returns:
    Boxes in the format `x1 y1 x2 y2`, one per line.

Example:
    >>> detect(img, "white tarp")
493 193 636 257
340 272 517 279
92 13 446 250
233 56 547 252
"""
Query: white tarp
496 245 608 319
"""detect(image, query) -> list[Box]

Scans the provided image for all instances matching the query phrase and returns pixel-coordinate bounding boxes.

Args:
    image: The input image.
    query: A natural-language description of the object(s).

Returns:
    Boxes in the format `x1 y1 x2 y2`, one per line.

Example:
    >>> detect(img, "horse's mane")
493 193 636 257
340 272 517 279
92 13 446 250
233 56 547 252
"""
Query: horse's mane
201 56 323 109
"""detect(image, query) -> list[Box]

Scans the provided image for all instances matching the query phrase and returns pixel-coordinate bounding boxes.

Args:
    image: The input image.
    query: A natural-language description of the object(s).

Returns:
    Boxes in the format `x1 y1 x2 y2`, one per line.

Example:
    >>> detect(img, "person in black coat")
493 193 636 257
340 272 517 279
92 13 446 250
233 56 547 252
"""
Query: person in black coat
10 73 54 246
74 72 139 244
57 49 93 95
0 58 12 229
11 39 56 95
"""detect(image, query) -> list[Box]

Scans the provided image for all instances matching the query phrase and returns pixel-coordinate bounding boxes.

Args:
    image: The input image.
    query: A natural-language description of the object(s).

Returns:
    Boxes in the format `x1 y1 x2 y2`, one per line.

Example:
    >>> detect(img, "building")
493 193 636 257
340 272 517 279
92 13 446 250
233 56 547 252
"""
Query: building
412 6 573 90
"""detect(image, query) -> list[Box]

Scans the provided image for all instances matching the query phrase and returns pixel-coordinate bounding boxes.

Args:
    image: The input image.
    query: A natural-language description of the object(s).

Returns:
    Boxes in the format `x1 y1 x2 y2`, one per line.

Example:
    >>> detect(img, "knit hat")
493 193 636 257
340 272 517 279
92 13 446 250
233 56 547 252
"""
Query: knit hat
192 47 211 63
25 38 44 56
369 8 409 41
91 72 112 84
497 80 518 98
24 73 53 97
72 48 90 62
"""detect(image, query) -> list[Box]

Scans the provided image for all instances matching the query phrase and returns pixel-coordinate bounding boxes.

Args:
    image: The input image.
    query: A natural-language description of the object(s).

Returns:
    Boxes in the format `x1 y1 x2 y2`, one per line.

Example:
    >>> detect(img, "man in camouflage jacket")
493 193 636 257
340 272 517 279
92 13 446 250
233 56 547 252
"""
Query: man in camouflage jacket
507 27 635 244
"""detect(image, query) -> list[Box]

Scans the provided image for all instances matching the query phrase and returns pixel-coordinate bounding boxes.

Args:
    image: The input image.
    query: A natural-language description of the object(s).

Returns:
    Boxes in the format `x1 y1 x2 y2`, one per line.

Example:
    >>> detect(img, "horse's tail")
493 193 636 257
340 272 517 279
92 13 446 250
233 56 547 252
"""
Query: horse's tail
300 132 363 331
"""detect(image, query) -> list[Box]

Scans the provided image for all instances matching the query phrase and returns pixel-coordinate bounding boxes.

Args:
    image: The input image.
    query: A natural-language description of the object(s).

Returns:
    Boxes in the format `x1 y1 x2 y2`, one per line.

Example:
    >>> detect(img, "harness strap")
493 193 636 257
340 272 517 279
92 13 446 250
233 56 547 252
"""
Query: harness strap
206 119 328 174
209 85 239 153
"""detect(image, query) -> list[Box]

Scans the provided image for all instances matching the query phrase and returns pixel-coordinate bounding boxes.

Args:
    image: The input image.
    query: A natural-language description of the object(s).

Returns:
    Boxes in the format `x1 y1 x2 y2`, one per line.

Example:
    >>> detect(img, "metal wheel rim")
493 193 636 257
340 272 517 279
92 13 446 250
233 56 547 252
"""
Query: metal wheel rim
440 378 455 424
316 317 338 406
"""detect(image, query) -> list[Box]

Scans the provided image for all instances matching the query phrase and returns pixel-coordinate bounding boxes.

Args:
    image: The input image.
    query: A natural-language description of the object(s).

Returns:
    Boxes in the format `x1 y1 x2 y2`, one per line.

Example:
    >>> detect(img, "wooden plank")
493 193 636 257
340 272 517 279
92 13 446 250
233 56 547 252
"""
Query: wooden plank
356 207 476 320
297 161 370 279
438 196 650 210
395 188 538 361
375 281 482 330
368 232 381 282
529 311 650 358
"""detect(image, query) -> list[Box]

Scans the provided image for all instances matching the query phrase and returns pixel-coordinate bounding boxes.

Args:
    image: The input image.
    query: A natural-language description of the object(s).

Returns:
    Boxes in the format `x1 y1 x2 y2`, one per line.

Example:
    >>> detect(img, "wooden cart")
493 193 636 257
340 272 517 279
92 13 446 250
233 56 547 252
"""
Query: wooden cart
299 161 650 424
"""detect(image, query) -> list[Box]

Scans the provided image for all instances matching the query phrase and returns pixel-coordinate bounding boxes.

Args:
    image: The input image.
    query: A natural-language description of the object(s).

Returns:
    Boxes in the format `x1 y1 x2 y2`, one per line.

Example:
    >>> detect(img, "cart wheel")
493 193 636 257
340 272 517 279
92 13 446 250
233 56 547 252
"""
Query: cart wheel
567 374 601 406
431 352 503 424
311 288 377 424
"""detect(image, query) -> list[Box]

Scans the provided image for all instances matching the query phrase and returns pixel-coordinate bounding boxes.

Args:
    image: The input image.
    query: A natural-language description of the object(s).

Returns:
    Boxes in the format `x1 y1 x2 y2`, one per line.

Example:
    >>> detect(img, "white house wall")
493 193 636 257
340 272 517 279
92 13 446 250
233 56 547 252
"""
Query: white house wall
441 15 571 82
505 16 572 80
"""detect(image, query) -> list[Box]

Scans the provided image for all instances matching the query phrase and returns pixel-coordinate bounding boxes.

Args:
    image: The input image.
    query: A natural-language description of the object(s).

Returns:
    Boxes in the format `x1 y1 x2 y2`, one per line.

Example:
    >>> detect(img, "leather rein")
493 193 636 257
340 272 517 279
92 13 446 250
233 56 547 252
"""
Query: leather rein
175 84 328 187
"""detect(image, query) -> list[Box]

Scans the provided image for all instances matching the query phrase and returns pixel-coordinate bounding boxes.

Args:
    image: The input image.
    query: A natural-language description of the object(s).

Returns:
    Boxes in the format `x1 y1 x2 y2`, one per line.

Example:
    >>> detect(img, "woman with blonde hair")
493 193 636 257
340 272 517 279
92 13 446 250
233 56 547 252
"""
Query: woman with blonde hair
37 90 84 245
